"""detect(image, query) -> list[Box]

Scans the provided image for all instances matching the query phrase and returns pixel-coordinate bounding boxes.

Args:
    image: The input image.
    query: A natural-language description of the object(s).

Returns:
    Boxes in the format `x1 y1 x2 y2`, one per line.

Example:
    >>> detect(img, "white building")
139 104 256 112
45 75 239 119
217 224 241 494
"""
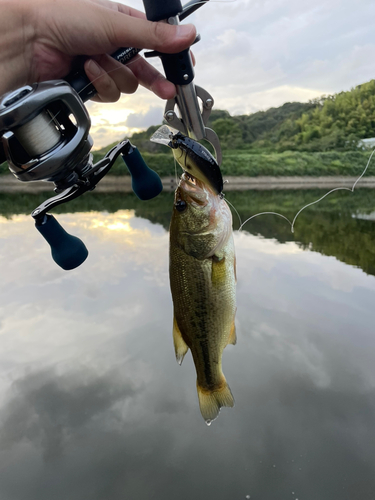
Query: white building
358 138 375 149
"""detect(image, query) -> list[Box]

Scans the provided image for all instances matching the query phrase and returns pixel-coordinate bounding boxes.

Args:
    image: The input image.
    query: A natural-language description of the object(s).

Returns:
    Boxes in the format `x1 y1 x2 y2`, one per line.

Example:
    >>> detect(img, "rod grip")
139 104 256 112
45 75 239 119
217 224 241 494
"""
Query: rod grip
65 71 96 103
122 145 163 200
65 47 141 102
35 214 88 270
142 0 182 21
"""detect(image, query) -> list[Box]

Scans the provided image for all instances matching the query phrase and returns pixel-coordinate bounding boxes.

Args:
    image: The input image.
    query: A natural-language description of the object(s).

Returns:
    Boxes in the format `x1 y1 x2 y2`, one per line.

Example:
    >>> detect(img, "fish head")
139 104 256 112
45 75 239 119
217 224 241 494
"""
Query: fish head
173 172 213 229
171 172 232 260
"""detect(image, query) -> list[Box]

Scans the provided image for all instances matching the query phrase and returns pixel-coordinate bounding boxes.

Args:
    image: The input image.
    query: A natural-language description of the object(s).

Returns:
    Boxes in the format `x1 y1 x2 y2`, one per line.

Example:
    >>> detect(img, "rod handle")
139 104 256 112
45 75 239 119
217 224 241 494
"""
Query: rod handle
65 47 141 102
35 214 88 270
142 0 182 21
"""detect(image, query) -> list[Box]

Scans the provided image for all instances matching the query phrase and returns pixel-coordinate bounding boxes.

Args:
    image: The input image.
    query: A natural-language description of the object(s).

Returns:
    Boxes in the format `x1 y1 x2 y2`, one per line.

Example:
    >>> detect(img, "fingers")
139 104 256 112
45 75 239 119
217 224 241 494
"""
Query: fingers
84 54 138 102
127 56 176 100
127 49 196 100
85 48 197 102
88 1 197 53
40 0 196 56
110 18 197 54
88 0 146 19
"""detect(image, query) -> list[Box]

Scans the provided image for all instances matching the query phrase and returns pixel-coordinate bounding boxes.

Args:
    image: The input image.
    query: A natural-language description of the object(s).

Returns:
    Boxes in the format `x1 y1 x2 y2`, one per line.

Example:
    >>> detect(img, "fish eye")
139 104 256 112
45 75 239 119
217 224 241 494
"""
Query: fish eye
175 200 187 212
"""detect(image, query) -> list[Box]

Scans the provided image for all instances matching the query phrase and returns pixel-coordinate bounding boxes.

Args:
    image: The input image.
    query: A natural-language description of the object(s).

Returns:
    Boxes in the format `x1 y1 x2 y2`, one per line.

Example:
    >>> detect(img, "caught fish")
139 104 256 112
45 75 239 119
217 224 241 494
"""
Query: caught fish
153 127 237 425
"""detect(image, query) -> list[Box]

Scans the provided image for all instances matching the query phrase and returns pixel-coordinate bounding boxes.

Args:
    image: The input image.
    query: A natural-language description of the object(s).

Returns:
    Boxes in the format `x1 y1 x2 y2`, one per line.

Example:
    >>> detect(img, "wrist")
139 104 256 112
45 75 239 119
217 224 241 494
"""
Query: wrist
0 0 35 96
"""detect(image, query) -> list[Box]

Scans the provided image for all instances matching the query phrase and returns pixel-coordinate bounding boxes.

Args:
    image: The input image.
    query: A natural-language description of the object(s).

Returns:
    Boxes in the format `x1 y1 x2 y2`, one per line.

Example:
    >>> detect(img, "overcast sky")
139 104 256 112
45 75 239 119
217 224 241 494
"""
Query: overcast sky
87 0 375 148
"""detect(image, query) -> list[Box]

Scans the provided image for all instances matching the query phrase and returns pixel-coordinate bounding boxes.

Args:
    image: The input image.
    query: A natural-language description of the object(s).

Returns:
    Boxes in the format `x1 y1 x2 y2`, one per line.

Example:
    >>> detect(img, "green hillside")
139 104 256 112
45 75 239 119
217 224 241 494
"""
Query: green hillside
126 79 375 154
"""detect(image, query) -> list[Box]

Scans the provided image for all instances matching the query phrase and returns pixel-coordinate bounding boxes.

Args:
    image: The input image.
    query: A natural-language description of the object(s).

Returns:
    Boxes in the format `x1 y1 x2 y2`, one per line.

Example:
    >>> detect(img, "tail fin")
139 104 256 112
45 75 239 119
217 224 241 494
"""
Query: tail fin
197 378 234 425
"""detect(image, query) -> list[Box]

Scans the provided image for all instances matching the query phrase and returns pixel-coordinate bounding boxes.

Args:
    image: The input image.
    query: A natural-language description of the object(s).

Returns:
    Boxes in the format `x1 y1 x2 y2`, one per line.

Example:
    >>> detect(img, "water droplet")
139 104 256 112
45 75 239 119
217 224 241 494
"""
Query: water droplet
273 464 276 468
205 419 212 426
245 496 251 499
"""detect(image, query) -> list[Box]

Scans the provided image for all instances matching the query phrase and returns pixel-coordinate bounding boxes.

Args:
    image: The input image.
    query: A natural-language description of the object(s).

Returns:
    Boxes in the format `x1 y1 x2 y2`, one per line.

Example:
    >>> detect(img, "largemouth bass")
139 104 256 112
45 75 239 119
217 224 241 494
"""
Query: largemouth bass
169 168 237 425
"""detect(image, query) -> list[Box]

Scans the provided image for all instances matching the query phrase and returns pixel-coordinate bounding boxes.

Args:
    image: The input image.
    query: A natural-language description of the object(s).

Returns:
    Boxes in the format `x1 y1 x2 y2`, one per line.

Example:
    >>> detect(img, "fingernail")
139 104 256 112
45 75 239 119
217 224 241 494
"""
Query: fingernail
87 60 101 77
176 24 196 39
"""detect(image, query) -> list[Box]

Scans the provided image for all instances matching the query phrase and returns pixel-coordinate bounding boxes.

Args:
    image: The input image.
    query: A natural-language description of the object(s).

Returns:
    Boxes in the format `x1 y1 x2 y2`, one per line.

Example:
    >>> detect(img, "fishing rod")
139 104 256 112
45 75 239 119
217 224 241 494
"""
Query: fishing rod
0 0 221 270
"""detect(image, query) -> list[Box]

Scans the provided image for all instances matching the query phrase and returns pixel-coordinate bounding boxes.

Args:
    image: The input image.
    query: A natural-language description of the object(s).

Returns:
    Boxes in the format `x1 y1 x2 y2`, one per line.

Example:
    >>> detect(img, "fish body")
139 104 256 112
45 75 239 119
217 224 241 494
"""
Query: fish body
169 171 236 425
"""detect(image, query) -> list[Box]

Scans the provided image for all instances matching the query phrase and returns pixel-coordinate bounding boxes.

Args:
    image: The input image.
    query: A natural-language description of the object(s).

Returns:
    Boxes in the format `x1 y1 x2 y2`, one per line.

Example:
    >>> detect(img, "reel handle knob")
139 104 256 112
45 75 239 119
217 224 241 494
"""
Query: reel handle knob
122 145 163 200
35 214 88 270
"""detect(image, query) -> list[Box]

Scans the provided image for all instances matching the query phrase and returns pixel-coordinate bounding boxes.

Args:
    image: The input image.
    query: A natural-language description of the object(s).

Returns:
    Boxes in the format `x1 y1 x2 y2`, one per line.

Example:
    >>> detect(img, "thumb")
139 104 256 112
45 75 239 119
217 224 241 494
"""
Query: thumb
108 16 197 54
45 1 197 56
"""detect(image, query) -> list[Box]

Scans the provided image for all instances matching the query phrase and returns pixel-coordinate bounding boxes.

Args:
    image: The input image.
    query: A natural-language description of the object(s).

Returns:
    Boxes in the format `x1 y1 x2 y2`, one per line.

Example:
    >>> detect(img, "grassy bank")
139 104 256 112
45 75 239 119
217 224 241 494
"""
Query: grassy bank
1 150 373 178
94 149 374 177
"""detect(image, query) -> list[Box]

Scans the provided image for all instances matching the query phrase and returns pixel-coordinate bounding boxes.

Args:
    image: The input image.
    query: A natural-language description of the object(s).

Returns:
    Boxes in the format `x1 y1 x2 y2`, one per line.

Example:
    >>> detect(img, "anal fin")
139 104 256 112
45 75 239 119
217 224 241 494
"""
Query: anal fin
173 316 189 365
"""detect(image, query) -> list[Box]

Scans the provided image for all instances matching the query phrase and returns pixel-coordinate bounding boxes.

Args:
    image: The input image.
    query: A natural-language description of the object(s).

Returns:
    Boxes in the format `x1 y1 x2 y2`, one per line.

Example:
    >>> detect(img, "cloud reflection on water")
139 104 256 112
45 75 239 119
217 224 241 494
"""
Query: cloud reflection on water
1 210 375 499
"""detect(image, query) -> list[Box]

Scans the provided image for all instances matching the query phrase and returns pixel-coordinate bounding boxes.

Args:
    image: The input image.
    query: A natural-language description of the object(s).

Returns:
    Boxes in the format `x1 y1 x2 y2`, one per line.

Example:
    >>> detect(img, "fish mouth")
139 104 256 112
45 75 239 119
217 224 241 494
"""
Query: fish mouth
177 172 208 206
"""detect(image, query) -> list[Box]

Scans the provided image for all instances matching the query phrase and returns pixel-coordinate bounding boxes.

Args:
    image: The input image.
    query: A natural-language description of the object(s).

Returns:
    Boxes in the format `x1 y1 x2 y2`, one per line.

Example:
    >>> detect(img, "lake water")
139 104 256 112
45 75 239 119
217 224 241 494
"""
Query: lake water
1 188 375 500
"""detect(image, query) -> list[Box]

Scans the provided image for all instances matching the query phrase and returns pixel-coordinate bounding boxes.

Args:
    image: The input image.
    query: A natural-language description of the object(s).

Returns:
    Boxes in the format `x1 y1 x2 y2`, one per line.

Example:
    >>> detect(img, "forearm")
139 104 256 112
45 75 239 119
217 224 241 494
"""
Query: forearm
0 0 34 96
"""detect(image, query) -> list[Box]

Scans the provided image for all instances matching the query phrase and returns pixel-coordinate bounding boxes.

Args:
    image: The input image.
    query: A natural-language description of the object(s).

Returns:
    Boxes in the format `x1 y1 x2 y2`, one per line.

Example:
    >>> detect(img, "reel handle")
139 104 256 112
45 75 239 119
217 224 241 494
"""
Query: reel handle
122 145 163 200
35 214 88 270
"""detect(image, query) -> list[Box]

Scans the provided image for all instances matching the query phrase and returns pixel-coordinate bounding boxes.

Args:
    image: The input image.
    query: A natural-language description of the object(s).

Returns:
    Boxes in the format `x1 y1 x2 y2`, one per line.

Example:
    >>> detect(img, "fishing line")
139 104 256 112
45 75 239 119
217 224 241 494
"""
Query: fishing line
27 62 144 153
223 192 243 228
183 0 238 7
173 156 179 186
70 1 375 237
75 0 240 99
234 148 375 233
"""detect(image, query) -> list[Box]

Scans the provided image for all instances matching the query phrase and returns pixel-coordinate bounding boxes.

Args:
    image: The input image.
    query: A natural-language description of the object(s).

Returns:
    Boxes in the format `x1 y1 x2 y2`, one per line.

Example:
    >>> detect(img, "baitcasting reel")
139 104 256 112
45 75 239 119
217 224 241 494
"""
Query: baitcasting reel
0 0 221 271
0 80 163 270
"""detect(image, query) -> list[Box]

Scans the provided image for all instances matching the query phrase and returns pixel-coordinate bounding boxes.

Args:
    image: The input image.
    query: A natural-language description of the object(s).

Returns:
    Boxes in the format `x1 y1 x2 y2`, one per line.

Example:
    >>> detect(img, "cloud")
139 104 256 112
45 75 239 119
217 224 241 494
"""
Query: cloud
185 0 375 111
85 0 375 148
2 209 375 498
125 106 164 128
0 366 137 460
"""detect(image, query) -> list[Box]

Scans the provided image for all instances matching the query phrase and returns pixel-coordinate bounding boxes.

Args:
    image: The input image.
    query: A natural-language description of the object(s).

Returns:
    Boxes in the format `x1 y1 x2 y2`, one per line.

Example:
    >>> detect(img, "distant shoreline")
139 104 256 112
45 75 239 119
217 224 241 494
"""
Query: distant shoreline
2 174 375 193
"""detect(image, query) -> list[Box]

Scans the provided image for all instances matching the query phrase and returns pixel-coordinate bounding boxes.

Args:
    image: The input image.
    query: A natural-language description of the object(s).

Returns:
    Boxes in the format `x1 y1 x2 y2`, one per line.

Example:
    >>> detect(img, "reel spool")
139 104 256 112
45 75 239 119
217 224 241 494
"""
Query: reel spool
0 80 163 270
0 80 93 190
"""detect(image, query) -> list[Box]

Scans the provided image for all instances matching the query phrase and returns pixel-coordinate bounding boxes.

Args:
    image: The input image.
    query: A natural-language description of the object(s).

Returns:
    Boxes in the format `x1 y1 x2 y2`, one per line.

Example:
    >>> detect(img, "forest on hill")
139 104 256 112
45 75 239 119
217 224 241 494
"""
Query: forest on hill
128 79 375 154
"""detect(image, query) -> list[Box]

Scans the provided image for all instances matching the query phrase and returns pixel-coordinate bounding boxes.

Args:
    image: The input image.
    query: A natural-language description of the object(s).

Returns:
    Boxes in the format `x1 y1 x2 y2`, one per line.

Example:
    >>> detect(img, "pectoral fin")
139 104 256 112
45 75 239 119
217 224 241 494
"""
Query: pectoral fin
173 316 189 365
211 255 226 286
227 319 237 346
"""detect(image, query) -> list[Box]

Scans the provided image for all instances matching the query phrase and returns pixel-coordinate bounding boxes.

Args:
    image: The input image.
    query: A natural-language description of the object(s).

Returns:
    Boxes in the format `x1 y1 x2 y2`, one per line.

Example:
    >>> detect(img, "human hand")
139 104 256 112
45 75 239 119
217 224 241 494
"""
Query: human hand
0 0 196 101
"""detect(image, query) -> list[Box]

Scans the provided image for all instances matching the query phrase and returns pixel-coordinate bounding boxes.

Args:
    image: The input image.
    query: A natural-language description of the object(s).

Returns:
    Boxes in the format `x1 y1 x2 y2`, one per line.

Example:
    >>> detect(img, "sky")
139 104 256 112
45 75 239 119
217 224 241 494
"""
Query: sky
87 0 375 148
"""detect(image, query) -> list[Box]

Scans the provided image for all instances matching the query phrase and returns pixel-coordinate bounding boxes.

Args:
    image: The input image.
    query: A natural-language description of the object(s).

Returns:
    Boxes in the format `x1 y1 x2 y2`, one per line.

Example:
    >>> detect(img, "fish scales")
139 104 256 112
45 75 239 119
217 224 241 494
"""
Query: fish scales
169 172 236 425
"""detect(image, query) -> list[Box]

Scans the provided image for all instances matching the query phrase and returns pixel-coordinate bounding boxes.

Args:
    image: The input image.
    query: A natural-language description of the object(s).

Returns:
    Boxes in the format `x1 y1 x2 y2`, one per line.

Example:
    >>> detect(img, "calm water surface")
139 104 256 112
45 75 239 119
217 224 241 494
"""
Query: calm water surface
1 188 375 500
